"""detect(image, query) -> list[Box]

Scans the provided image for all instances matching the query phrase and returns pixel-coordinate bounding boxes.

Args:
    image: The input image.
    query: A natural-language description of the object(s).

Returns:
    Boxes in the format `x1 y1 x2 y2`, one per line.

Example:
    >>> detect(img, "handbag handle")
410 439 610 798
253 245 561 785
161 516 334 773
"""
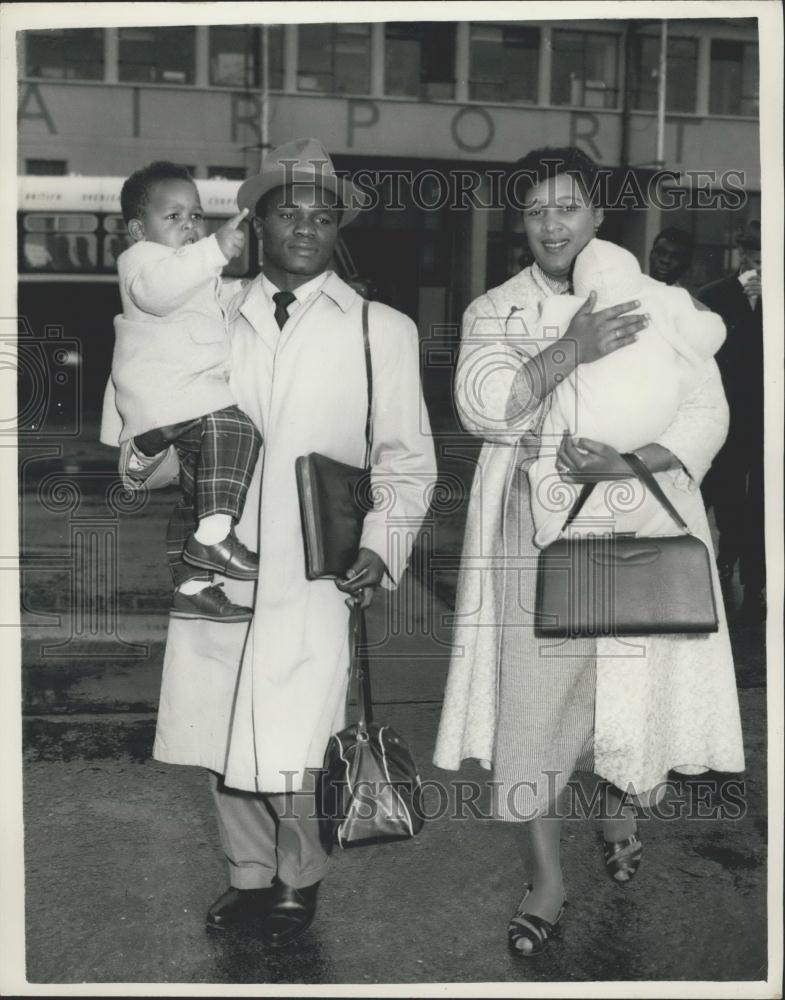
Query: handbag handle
349 604 373 736
361 299 372 469
622 452 690 532
562 451 690 533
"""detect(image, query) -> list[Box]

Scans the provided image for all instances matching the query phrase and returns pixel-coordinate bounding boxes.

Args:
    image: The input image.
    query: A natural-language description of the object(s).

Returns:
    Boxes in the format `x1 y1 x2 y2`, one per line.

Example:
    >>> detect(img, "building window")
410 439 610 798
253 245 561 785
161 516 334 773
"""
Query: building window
630 34 698 113
551 30 620 108
208 25 284 89
709 40 759 116
297 23 370 95
384 23 456 100
25 159 67 175
469 22 539 103
24 28 104 81
119 26 196 85
208 166 247 180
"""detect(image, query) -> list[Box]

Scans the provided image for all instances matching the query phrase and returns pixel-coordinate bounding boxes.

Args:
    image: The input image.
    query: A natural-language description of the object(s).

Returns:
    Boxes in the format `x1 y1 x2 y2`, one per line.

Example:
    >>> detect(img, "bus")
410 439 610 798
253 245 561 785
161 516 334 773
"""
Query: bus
17 175 365 432
18 175 252 281
18 174 363 280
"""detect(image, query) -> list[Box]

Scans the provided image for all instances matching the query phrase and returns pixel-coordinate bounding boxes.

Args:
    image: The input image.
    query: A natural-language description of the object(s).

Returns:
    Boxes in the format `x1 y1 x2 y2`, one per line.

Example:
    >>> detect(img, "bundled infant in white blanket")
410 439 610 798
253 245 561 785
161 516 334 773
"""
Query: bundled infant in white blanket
529 238 726 548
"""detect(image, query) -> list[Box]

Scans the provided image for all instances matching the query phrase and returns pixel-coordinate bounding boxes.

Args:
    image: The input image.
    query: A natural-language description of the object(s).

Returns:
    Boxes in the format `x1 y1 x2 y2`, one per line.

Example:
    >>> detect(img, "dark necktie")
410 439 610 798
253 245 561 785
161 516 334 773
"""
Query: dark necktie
272 290 297 330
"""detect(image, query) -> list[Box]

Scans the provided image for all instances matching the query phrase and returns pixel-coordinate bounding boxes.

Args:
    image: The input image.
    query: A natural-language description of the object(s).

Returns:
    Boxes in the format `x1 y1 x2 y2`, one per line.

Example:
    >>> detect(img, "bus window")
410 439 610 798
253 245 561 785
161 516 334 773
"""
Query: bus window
103 234 132 269
22 213 99 272
102 215 129 270
23 232 98 271
24 214 98 233
104 215 126 234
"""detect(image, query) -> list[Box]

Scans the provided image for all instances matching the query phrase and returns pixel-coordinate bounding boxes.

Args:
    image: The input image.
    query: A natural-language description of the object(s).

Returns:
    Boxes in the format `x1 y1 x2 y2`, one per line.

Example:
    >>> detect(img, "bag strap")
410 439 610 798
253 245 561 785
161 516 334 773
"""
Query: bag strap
349 604 373 734
622 451 690 532
362 299 373 469
561 451 690 533
563 481 595 528
345 302 373 729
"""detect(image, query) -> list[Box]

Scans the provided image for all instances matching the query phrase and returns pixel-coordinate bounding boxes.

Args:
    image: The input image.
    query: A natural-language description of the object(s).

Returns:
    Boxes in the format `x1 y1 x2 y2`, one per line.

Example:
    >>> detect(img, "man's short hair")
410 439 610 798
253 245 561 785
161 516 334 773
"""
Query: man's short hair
120 161 195 224
512 146 601 205
255 184 344 222
653 227 694 256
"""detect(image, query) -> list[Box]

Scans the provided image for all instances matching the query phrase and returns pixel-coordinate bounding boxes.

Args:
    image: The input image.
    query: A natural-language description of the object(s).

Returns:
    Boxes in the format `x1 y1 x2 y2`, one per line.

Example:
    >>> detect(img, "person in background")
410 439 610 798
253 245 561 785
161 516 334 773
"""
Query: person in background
698 220 765 622
648 226 694 287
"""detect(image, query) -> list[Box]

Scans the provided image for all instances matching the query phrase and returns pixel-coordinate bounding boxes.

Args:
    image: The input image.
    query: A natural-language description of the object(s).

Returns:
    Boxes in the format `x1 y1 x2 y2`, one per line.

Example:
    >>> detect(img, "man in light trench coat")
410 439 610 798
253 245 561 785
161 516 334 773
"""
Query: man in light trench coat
101 138 437 945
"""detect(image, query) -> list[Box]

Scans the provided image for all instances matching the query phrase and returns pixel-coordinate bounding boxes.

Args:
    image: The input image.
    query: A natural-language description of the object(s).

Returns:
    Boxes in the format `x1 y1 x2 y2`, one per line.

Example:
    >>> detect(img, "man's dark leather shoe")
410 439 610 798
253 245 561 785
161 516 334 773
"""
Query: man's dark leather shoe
260 881 320 948
183 530 259 580
206 886 277 933
170 583 252 623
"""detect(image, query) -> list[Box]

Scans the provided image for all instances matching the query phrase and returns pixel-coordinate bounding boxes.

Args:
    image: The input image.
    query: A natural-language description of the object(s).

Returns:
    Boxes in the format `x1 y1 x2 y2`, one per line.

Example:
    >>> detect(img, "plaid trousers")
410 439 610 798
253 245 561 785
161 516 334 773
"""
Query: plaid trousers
137 405 262 586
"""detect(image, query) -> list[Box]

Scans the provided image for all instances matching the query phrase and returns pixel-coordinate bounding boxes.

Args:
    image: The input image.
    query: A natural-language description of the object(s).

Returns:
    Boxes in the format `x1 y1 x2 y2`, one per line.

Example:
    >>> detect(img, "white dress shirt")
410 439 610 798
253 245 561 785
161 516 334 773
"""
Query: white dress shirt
260 271 330 325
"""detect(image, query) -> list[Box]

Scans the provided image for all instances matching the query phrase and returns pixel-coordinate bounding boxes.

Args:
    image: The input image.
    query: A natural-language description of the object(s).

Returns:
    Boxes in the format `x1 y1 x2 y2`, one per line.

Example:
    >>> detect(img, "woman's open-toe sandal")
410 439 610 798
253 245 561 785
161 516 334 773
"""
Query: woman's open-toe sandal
507 886 566 957
603 831 643 884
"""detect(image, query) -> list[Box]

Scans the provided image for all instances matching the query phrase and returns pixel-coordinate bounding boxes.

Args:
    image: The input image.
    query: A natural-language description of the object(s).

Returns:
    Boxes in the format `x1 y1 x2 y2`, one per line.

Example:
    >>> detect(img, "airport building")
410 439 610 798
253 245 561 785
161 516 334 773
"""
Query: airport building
17 17 761 327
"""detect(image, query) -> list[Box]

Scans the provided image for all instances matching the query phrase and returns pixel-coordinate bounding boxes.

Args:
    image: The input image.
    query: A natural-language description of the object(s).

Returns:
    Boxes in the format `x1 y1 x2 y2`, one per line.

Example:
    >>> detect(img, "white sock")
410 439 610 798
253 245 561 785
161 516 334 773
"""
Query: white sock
178 578 212 596
194 513 233 545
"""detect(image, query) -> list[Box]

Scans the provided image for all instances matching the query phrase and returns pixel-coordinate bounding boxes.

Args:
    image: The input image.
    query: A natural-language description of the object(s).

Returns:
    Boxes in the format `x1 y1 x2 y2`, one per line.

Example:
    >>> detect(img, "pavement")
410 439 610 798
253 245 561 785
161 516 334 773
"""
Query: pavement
11 418 773 990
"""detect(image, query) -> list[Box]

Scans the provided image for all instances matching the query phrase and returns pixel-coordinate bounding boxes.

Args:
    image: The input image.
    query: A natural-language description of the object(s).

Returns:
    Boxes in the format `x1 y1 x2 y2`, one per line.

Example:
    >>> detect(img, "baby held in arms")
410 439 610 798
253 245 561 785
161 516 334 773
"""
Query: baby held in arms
111 161 262 623
528 238 726 547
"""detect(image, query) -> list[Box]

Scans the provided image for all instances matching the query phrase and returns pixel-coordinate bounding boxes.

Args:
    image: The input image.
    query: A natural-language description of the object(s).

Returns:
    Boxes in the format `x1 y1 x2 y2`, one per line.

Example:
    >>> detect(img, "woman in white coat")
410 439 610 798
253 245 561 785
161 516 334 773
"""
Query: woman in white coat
433 146 745 956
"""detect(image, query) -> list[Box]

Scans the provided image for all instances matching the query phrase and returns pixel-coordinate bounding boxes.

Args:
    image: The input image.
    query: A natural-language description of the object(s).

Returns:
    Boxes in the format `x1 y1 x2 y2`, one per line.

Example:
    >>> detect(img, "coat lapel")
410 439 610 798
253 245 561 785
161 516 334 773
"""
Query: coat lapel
276 272 358 351
237 278 280 354
236 271 358 355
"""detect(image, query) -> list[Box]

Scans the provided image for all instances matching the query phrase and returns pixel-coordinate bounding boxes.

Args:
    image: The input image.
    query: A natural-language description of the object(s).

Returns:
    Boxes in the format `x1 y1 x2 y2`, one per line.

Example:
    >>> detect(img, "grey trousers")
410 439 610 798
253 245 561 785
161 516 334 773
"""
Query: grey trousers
209 771 330 890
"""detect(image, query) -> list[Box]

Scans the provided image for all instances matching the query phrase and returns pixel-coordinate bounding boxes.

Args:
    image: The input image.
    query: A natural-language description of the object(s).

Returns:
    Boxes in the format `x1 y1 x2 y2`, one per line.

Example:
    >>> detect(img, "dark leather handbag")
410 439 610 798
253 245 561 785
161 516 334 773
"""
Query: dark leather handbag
535 452 719 637
318 606 425 849
295 299 373 580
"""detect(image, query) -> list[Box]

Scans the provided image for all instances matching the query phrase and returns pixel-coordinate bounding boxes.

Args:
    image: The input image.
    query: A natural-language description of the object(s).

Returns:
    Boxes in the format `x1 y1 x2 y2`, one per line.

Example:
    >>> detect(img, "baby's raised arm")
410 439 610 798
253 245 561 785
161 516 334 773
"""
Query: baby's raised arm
122 235 229 317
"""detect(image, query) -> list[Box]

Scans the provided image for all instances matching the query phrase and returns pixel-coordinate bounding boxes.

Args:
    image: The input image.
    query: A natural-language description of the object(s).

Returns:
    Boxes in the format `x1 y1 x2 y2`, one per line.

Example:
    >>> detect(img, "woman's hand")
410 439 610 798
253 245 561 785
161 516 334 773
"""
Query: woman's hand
555 432 633 483
335 547 386 610
566 291 648 365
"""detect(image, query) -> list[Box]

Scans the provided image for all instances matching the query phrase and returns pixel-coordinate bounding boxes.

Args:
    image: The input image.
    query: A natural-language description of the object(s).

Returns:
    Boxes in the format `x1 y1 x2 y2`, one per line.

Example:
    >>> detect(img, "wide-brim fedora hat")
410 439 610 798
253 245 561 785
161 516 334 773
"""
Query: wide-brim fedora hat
735 219 761 251
237 137 367 227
